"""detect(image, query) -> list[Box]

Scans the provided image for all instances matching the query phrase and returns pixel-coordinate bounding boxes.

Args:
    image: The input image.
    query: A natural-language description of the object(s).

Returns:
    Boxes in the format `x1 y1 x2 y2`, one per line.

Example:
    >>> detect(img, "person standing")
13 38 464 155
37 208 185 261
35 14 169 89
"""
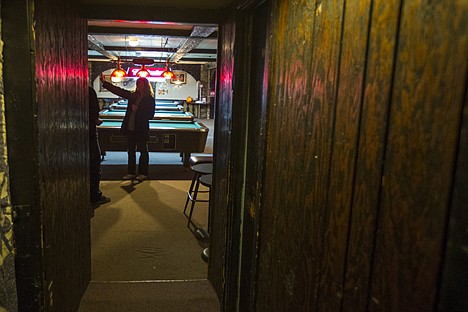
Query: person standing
100 75 156 180
89 86 110 207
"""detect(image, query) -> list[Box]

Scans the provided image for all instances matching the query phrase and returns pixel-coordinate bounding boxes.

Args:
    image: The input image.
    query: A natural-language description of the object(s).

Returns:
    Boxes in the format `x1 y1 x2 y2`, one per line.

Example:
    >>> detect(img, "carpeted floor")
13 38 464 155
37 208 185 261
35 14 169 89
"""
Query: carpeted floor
79 280 220 312
91 178 210 281
80 118 217 310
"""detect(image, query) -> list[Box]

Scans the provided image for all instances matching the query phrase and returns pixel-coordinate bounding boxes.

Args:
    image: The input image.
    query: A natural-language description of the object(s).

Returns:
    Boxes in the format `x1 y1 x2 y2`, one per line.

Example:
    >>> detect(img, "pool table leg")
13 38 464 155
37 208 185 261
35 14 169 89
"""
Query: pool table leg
182 152 191 167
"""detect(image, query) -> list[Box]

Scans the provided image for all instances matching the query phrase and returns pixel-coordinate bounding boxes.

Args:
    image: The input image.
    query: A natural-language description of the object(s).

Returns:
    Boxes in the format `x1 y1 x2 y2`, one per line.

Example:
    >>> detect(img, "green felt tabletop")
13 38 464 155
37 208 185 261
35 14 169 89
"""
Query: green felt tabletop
99 120 204 130
104 109 184 114
100 110 190 116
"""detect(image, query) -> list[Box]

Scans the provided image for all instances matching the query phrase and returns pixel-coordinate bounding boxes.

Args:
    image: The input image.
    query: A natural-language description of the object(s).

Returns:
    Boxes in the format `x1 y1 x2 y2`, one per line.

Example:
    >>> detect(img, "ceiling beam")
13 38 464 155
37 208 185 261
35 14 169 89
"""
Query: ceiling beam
89 26 186 38
88 35 117 60
81 5 221 25
103 46 216 54
88 55 215 63
88 26 218 39
170 25 217 63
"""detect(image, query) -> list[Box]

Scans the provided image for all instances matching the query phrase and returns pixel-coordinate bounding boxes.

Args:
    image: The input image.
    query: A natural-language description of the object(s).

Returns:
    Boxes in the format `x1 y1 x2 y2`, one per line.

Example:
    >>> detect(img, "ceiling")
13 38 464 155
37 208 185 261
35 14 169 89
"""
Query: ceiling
84 0 234 66
88 20 218 65
81 0 233 10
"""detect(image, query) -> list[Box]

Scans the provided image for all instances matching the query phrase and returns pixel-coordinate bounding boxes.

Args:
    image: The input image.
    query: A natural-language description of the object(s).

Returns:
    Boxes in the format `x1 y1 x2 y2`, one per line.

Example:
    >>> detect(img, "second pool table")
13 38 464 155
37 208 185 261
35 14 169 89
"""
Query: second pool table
99 109 195 121
109 102 184 111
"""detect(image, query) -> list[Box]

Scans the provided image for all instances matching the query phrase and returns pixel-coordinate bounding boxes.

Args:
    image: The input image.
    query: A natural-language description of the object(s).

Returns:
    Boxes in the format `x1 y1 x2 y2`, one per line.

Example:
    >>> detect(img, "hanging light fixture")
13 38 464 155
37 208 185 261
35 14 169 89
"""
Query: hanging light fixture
161 60 176 79
132 58 154 78
128 36 139 47
110 56 127 81
136 64 150 78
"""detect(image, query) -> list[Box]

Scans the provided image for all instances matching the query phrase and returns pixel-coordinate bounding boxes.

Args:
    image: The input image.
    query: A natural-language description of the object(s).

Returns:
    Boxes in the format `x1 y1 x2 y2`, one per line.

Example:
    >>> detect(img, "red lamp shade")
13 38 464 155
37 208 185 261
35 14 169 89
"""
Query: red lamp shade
111 57 127 79
160 60 175 79
111 68 127 79
136 65 150 78
161 69 176 79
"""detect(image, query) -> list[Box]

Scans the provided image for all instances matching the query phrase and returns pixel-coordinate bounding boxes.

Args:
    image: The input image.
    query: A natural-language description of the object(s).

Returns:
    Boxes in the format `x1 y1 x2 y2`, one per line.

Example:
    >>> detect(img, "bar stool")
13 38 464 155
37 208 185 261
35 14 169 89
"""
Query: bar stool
187 173 212 228
183 155 212 216
183 162 212 224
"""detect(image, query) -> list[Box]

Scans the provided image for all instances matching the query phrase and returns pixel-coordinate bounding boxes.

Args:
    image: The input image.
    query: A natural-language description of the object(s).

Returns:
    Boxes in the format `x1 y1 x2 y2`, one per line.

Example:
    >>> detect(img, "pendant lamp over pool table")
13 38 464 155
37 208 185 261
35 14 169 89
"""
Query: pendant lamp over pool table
136 64 151 78
161 60 176 79
110 56 126 80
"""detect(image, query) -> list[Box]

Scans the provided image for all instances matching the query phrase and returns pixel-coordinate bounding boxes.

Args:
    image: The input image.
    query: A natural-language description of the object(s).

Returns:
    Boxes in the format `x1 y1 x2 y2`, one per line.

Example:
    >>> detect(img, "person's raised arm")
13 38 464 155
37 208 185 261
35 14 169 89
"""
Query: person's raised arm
100 73 132 99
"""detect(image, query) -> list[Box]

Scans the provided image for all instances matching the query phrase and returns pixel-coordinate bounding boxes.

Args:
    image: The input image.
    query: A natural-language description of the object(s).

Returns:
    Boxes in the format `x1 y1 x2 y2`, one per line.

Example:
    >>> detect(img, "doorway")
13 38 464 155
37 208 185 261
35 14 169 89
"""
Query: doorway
87 19 217 282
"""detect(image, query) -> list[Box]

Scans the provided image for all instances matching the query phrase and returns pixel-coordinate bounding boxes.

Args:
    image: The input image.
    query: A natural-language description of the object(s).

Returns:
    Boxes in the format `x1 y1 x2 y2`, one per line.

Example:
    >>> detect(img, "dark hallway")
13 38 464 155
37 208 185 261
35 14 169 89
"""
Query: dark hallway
1 0 467 311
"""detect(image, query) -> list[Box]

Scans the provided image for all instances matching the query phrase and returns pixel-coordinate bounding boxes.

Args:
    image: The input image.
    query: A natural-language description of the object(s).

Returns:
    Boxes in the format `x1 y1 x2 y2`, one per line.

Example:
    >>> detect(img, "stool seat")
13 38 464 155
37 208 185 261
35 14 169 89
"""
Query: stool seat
189 154 213 167
199 174 212 187
191 163 213 175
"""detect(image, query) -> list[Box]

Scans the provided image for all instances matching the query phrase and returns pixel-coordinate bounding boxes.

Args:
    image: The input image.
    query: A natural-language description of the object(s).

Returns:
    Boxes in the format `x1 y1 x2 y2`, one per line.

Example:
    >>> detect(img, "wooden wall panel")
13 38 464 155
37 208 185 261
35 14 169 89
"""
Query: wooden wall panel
438 84 468 311
245 0 468 311
318 1 371 310
208 16 236 302
257 0 330 310
342 0 401 309
369 1 468 311
301 0 344 309
35 0 90 310
3 0 89 310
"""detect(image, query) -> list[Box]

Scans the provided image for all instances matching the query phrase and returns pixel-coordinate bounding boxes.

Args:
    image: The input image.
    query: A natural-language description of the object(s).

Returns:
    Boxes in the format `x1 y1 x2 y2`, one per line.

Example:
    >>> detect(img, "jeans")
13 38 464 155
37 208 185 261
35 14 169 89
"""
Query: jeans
126 131 149 175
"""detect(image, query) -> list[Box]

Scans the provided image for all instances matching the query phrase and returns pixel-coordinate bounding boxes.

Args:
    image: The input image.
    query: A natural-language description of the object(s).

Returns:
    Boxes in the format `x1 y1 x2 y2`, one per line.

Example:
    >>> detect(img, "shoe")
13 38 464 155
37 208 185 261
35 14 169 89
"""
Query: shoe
136 174 147 181
122 174 136 180
90 195 110 208
96 195 111 205
90 202 100 209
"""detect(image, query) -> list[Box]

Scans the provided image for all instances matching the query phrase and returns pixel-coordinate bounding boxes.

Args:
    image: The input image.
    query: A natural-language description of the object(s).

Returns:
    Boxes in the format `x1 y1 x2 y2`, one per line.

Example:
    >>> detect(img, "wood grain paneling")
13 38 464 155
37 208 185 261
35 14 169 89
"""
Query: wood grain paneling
35 0 90 310
438 83 468 311
3 0 90 310
218 0 466 310
342 0 402 309
318 1 371 310
369 0 468 310
257 0 324 310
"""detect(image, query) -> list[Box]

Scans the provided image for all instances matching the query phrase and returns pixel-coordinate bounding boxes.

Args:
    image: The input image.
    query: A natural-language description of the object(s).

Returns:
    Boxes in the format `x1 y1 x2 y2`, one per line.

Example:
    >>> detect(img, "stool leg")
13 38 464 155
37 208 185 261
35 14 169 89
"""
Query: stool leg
206 188 211 233
188 178 201 227
183 173 198 216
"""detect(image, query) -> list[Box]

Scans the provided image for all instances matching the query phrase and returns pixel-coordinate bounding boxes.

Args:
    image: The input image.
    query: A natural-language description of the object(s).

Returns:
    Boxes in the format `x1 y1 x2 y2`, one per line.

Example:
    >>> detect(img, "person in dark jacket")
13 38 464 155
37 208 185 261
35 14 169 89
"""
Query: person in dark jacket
100 75 156 180
89 86 110 207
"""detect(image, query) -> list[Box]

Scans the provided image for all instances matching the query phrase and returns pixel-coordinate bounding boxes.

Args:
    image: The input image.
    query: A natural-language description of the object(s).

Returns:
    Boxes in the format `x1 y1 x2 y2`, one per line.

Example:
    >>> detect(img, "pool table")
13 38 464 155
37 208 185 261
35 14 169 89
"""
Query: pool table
99 109 195 121
97 120 209 166
109 102 184 111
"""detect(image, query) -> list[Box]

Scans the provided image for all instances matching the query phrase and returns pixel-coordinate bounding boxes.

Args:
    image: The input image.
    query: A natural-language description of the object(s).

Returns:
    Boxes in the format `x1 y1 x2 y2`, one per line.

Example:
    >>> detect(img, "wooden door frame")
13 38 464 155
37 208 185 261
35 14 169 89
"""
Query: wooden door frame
223 1 269 311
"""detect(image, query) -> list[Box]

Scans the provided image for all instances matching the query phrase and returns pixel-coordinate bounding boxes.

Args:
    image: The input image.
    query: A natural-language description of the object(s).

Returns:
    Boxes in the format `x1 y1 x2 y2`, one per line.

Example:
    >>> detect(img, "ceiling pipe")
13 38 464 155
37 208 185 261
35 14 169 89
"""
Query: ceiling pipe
169 25 217 63
87 34 118 61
